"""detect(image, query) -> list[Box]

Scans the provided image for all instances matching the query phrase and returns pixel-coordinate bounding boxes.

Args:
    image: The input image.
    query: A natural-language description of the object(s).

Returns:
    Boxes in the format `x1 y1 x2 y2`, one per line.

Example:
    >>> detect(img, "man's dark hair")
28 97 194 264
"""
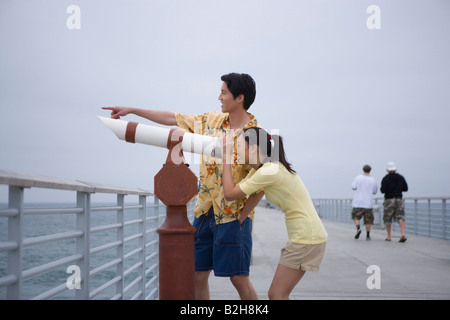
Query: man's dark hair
221 73 256 110
363 165 372 173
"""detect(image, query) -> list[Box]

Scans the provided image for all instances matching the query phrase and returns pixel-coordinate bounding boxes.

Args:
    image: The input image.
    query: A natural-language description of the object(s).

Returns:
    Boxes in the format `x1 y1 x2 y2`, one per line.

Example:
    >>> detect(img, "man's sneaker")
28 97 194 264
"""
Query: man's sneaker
366 236 371 240
355 229 361 239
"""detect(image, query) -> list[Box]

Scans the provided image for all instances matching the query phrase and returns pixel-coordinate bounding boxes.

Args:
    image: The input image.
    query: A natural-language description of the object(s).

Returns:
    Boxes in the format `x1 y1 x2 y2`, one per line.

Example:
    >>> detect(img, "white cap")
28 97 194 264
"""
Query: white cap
386 161 397 171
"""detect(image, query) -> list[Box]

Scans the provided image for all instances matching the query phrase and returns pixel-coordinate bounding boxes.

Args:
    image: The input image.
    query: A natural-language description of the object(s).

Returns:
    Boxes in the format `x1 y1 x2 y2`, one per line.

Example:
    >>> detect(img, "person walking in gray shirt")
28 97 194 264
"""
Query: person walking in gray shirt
351 165 378 240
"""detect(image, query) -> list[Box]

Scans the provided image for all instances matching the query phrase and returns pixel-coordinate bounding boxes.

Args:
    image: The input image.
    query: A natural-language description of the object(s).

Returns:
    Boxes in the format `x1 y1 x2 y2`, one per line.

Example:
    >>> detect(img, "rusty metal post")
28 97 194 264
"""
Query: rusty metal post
155 129 198 300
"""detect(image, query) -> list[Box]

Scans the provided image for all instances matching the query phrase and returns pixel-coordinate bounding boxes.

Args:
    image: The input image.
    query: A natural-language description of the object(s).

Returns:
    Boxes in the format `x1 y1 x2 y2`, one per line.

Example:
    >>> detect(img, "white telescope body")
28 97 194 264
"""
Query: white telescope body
98 116 222 159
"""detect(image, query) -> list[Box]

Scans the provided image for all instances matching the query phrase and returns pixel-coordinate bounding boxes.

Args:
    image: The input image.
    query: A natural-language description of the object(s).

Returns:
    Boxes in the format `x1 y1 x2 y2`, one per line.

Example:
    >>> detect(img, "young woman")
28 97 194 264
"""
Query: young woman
221 127 328 300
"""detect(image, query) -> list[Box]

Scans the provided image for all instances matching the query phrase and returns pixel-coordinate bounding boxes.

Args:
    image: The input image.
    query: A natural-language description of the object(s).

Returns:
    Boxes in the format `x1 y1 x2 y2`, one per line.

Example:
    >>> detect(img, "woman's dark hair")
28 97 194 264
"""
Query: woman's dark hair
243 127 296 174
221 73 256 110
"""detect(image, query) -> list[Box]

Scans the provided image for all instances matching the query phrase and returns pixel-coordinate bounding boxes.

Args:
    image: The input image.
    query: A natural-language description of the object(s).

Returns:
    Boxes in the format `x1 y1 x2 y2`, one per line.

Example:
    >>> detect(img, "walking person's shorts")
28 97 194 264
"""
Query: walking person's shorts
383 198 405 224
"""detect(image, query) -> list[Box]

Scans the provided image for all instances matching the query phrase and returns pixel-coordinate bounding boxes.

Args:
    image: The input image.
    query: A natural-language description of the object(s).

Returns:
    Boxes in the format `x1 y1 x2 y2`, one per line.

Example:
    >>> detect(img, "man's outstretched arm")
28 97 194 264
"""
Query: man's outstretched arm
102 106 177 126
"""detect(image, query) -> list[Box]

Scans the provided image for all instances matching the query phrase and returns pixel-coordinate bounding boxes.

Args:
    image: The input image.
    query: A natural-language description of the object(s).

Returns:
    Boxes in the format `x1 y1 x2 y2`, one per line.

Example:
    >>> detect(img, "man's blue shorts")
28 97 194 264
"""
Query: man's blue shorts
193 207 253 277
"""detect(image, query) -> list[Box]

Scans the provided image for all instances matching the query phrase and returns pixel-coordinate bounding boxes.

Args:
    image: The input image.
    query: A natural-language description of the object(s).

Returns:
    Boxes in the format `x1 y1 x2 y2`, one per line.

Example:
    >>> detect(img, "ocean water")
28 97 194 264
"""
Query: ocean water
0 202 162 300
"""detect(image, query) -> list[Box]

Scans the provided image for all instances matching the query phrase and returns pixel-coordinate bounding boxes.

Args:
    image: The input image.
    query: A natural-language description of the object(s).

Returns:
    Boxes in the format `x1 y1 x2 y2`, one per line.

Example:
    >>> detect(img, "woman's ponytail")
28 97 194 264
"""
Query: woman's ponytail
270 134 296 174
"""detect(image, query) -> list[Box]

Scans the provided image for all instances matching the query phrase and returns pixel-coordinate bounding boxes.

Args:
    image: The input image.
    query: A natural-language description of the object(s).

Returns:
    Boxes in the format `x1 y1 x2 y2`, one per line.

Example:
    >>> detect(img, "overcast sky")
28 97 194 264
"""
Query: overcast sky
1 0 449 202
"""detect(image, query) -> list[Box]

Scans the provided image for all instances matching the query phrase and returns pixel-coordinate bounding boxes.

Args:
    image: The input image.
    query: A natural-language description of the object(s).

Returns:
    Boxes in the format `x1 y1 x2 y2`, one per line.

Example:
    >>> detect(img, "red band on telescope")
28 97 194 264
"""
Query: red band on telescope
125 121 138 143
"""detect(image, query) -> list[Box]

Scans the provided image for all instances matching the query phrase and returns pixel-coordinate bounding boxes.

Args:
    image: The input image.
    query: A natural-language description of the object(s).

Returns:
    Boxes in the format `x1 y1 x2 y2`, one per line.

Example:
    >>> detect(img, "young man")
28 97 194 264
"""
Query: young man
351 165 378 240
381 161 408 242
102 73 262 300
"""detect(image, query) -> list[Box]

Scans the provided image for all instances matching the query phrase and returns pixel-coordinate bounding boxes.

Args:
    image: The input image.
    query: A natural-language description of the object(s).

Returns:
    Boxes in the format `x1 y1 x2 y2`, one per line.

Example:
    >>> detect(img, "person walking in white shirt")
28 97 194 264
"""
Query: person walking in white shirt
351 165 378 240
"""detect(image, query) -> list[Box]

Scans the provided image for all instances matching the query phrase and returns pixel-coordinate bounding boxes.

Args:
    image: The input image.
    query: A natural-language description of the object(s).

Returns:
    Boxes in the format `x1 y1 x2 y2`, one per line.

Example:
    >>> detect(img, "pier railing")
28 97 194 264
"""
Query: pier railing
0 169 194 300
313 197 450 240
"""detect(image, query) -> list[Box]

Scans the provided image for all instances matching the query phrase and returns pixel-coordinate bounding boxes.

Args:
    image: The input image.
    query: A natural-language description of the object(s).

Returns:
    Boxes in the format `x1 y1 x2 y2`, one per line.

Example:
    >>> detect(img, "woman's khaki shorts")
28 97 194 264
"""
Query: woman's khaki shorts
279 241 326 272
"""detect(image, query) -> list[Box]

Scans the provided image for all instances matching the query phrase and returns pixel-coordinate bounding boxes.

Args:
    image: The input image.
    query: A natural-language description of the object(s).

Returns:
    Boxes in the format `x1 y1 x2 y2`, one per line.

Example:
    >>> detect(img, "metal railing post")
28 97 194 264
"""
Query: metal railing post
138 195 146 299
427 199 431 237
333 199 337 220
373 198 380 226
414 199 418 235
76 191 91 299
443 199 447 240
116 194 125 299
7 186 24 300
154 196 160 299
